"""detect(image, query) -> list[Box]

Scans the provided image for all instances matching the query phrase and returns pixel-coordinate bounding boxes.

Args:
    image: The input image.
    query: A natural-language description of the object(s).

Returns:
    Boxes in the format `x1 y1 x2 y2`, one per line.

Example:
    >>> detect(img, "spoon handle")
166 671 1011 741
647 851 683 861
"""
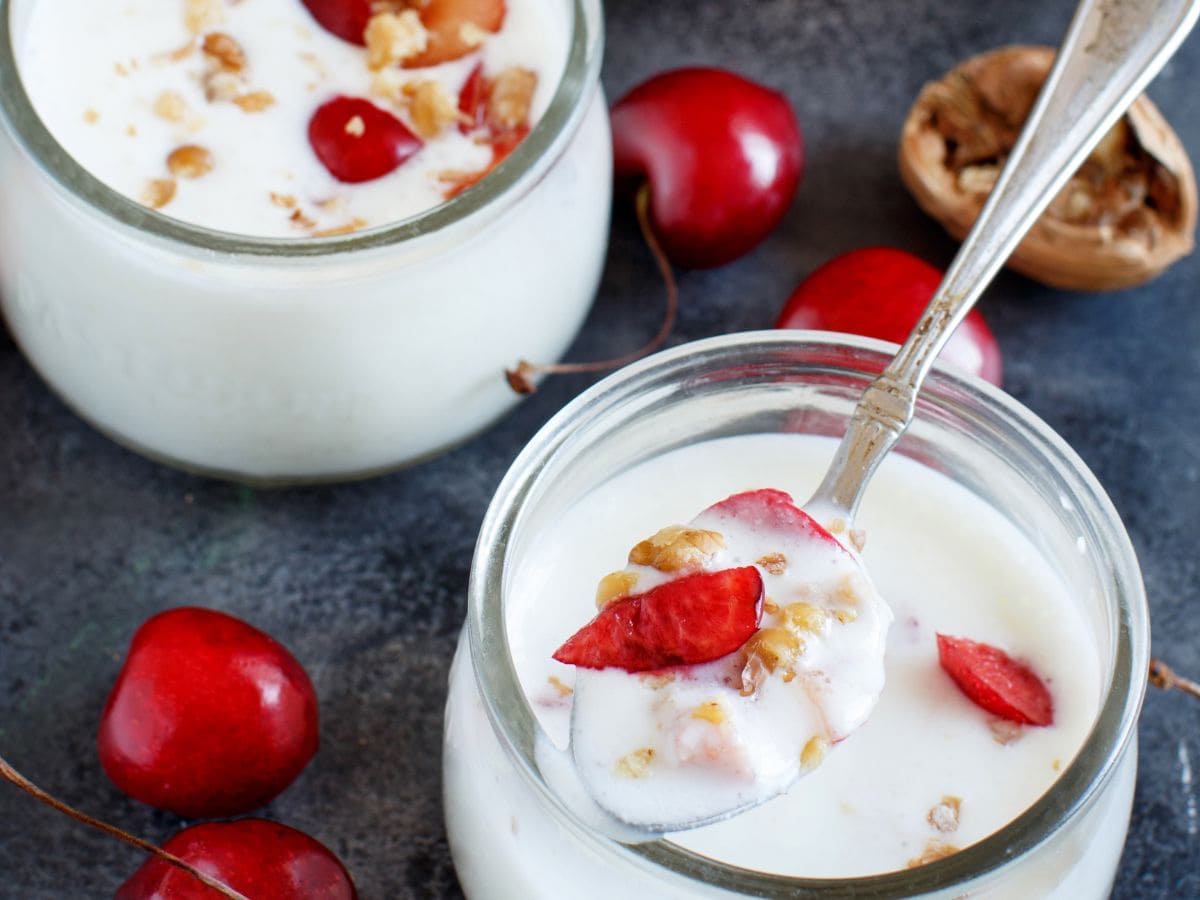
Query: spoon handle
808 0 1200 519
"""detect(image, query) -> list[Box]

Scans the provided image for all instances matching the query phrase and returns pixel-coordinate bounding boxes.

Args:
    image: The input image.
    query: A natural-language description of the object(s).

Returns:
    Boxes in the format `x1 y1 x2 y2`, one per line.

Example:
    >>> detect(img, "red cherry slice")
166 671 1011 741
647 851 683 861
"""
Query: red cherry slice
308 96 423 184
611 67 803 269
116 819 357 900
937 633 1054 726
776 247 1003 386
300 0 372 46
553 567 764 672
458 63 488 134
706 489 845 550
403 0 506 68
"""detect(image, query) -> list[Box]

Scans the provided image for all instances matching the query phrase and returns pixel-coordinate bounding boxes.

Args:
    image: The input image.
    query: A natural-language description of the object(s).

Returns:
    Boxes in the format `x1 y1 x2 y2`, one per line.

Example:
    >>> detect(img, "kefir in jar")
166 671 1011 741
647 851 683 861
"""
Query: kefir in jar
0 0 609 481
445 333 1148 899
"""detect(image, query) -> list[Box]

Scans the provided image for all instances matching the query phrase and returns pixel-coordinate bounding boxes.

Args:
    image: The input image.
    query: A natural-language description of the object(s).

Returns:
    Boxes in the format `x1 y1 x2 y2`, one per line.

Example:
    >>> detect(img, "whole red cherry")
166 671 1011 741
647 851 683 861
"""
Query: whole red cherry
611 67 803 269
775 246 1003 385
98 607 319 819
308 96 423 184
116 819 357 900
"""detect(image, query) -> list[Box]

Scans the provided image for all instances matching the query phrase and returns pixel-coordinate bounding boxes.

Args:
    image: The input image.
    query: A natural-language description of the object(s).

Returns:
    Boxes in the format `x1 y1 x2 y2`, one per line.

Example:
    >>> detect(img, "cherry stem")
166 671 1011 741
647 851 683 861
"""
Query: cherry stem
505 182 678 394
0 753 249 900
1149 657 1200 701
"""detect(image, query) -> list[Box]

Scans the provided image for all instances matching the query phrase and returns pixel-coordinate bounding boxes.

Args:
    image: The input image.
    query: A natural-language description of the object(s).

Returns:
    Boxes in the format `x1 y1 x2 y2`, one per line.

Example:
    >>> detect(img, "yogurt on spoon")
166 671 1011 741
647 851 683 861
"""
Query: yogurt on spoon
553 489 891 831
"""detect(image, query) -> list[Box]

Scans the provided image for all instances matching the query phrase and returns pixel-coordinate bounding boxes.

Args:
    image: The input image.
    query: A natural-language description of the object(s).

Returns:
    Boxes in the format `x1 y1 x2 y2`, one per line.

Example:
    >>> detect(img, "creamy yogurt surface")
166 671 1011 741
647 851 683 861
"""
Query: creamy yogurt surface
508 433 1103 877
16 0 568 236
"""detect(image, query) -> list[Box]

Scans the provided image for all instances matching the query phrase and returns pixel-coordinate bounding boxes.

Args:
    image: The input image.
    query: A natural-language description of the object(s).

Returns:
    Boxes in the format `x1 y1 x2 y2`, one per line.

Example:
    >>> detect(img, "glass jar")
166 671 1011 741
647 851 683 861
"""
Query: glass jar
445 331 1147 898
0 0 608 483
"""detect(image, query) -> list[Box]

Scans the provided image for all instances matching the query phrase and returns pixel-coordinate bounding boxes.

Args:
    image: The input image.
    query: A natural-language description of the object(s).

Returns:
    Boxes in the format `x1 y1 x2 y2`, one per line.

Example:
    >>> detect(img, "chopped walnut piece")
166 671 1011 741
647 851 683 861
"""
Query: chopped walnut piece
762 597 780 615
157 40 196 64
691 701 726 725
83 108 100 124
154 91 189 123
344 115 366 137
167 144 214 178
204 70 244 102
989 719 1024 745
800 736 829 770
233 91 275 113
827 517 847 535
835 573 867 606
311 218 369 238
404 80 460 138
269 192 298 209
185 0 225 36
365 10 428 70
907 839 959 868
743 627 803 674
141 178 177 210
927 796 962 833
595 571 639 609
547 675 573 697
756 552 788 576
290 208 317 229
848 529 867 552
628 526 725 573
614 747 656 778
782 602 829 635
487 67 537 131
202 32 246 72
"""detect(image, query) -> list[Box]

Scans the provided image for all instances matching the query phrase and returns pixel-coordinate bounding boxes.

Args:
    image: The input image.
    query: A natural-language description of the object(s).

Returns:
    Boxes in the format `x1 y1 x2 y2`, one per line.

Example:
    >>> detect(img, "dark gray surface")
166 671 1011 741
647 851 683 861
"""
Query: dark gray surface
2 0 1199 896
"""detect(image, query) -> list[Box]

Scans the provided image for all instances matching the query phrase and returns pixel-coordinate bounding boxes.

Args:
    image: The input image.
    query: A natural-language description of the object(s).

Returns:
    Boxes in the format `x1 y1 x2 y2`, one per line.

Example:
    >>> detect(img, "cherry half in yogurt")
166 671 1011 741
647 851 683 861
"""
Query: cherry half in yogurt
553 489 892 832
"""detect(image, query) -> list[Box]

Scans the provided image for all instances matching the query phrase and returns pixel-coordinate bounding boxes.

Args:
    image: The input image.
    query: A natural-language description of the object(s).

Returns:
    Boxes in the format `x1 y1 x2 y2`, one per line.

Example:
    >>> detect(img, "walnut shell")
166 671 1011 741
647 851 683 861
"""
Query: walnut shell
899 45 1197 291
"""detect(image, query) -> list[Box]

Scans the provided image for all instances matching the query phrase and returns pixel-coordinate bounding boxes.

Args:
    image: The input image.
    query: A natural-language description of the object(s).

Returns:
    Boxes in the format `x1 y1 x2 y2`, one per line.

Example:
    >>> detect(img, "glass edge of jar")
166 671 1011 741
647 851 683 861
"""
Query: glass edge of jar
465 329 1149 897
0 0 604 259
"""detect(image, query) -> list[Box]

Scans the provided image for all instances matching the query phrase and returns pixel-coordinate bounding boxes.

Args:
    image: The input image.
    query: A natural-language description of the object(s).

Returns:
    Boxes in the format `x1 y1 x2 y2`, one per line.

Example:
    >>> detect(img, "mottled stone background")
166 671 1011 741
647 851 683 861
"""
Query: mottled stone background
2 0 1199 896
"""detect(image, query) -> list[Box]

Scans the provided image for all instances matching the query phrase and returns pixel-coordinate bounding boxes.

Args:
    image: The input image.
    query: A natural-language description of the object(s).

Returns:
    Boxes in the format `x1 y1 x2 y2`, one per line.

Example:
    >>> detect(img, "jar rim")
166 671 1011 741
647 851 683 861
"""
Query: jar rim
467 330 1149 896
0 0 602 258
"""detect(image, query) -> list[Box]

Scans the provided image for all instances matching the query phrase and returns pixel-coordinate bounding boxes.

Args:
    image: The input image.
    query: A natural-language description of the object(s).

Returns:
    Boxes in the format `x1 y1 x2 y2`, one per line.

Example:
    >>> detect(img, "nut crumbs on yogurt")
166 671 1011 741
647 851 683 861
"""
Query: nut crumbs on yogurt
927 795 962 833
141 177 177 209
167 144 214 178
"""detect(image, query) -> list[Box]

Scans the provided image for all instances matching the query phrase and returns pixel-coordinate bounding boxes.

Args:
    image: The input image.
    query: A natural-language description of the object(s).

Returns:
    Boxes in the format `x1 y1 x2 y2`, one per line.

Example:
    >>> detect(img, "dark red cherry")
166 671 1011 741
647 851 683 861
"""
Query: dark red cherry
98 607 319 819
299 0 504 63
299 0 372 46
308 96 423 184
611 67 804 268
776 247 1004 386
116 819 357 899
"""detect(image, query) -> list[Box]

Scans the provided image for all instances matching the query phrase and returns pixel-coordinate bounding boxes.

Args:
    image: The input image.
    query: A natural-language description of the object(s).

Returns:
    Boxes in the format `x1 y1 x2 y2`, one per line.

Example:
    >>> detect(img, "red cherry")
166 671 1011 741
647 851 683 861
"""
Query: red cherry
775 247 1003 386
308 96 423 184
299 0 372 46
706 489 845 551
116 819 357 899
611 67 803 269
937 633 1054 726
403 0 506 68
553 567 763 672
98 607 319 819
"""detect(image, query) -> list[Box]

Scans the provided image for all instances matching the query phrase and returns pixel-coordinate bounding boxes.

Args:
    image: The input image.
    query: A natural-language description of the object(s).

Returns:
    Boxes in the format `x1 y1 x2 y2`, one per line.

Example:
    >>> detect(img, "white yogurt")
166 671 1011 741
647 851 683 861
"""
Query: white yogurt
446 431 1129 896
0 0 610 480
17 0 566 236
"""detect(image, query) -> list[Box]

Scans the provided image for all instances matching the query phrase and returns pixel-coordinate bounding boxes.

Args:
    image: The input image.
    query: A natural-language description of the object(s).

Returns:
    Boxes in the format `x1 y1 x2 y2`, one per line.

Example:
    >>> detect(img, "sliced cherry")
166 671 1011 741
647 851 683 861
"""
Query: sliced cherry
611 67 803 268
403 0 506 68
553 566 764 672
308 96 423 184
98 607 320 819
116 819 357 899
457 63 489 134
299 0 372 46
937 633 1054 726
776 247 1003 386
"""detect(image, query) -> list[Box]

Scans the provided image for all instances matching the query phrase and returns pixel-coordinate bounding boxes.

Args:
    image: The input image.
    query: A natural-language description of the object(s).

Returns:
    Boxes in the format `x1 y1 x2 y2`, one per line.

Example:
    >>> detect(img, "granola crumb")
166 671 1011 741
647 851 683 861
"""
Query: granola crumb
848 528 867 552
114 61 131 77
157 40 196 64
990 719 1024 745
269 192 298 209
233 90 276 113
141 178 177 209
153 91 189 123
639 673 676 690
833 608 858 624
762 597 780 615
614 747 656 778
547 675 573 697
311 218 368 237
487 67 537 131
404 80 460 138
83 108 100 124
927 796 962 833
907 838 959 868
835 573 866 606
691 700 726 725
167 144 214 178
204 70 244 102
202 32 247 72
800 736 829 770
1052 758 1061 771
827 517 847 535
344 115 366 137
365 10 428 70
757 552 788 576
595 570 639 609
289 208 317 229
125 124 138 137
184 0 225 35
